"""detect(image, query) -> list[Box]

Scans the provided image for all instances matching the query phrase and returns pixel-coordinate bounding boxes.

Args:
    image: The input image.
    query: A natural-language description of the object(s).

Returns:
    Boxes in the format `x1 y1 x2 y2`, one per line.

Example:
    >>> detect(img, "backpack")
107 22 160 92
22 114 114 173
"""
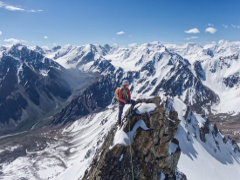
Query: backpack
114 87 121 100
114 87 127 100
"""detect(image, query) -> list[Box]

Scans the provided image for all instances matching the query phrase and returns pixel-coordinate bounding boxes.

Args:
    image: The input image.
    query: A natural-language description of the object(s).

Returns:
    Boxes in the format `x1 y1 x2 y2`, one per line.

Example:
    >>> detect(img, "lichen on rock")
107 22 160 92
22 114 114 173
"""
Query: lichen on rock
83 96 184 180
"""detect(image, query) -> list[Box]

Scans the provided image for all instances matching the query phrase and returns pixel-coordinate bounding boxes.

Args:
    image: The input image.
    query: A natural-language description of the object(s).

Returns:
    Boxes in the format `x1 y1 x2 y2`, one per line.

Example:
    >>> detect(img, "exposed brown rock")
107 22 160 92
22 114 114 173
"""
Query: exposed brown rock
200 119 210 142
83 96 184 180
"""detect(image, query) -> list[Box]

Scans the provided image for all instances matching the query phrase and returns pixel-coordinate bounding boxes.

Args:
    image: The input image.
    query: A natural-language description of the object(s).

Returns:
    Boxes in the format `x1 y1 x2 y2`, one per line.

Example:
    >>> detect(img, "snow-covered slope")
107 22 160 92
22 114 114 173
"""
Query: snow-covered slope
0 104 120 180
167 40 240 114
172 97 240 180
45 44 111 70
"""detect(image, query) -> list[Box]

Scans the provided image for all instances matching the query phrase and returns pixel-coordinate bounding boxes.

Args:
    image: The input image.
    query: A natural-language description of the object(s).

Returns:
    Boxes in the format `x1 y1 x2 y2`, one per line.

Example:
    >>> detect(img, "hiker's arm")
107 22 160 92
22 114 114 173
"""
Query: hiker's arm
119 89 126 103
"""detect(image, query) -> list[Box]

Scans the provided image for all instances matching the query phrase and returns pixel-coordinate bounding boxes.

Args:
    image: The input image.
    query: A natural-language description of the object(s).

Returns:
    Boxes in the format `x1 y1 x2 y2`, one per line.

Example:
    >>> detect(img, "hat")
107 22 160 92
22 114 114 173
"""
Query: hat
122 80 129 85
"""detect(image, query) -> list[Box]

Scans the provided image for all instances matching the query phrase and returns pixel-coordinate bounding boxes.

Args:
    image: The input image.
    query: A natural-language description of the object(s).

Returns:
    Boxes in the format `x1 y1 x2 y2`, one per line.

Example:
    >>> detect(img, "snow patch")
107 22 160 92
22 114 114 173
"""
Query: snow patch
111 129 130 147
17 64 23 83
111 120 150 148
40 69 50 76
136 103 156 114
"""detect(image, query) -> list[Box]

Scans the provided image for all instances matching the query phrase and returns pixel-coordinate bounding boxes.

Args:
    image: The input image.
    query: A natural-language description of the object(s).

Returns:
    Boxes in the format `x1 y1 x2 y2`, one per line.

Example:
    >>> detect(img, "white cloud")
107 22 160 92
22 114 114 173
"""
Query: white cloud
184 28 200 34
205 27 217 34
116 31 125 35
4 38 26 44
222 24 228 28
208 23 214 27
0 1 42 12
43 36 48 39
5 5 24 11
4 38 20 44
185 36 199 40
29 9 43 13
0 31 2 35
231 24 240 29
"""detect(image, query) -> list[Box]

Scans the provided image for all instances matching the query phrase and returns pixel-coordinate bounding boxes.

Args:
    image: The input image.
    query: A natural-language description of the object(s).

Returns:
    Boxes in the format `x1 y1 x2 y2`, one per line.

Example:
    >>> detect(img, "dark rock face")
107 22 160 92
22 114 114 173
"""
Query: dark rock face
185 82 220 114
200 119 210 143
83 97 183 180
0 55 27 127
52 75 115 124
0 45 72 134
92 59 115 73
141 60 156 76
223 72 240 88
0 56 18 101
0 93 27 124
194 61 206 81
204 49 214 58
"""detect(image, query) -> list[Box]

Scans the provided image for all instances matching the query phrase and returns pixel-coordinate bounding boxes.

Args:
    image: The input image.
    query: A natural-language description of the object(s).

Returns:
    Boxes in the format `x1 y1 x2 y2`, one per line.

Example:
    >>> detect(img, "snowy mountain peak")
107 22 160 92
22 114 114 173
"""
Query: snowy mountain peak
1 41 240 180
38 41 240 115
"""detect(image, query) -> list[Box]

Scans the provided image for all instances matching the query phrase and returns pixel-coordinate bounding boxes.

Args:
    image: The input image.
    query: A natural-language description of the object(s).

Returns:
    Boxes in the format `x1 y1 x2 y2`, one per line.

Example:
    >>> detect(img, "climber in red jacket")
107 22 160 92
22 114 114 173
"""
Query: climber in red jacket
118 80 135 125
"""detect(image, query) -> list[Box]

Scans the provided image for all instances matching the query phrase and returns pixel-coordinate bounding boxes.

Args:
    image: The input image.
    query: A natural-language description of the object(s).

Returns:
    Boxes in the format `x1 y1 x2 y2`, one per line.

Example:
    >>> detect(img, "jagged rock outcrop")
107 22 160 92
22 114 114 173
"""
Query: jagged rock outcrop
83 97 185 180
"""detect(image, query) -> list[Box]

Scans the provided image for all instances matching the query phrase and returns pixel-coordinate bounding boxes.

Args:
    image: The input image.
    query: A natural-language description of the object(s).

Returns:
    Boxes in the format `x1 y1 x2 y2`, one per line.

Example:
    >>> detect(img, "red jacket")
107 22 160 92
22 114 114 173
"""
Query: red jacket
119 85 131 103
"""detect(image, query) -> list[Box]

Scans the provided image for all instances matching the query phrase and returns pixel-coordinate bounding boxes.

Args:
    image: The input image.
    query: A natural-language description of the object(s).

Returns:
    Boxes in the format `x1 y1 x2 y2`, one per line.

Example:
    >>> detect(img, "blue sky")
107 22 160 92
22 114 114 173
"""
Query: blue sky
0 0 240 47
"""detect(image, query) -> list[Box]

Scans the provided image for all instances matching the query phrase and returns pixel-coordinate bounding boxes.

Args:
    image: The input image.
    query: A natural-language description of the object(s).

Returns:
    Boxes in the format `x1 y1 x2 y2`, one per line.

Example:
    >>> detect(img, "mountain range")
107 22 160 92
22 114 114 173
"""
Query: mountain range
0 41 239 180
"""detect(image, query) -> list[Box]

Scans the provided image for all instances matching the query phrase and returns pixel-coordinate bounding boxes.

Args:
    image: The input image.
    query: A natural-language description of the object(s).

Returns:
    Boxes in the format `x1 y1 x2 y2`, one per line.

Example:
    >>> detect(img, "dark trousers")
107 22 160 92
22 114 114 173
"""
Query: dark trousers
118 100 135 125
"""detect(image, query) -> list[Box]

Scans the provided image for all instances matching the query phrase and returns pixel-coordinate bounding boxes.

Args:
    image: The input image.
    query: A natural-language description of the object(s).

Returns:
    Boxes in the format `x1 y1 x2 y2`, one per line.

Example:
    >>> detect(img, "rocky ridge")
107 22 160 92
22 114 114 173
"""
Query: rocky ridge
83 97 186 180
